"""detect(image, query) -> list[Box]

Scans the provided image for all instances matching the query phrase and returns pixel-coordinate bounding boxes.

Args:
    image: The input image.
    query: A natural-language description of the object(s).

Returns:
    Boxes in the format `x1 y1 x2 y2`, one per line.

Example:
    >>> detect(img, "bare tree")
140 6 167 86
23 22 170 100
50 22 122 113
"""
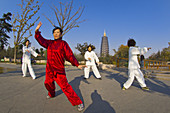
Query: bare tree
12 0 41 63
44 0 85 36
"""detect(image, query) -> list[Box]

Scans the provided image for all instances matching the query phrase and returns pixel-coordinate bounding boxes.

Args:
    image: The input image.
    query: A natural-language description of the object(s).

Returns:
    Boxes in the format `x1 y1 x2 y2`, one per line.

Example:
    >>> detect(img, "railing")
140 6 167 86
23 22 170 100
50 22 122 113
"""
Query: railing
144 60 170 70
116 58 170 70
116 58 128 68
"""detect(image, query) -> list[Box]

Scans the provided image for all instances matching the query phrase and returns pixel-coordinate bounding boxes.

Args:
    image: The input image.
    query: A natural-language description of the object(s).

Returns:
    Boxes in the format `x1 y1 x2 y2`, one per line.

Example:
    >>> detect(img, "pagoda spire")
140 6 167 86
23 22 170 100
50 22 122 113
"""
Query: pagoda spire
104 30 106 37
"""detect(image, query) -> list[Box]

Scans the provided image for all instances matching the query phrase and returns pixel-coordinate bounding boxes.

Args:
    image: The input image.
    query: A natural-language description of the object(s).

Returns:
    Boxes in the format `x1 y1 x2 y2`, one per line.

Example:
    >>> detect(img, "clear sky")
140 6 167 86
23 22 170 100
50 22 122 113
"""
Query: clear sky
1 0 170 57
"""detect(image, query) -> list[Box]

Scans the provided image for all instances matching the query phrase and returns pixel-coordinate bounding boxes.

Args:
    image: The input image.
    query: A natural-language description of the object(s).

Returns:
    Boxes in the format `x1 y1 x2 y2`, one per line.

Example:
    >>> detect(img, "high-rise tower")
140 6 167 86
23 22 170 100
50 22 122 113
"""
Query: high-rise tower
100 30 109 57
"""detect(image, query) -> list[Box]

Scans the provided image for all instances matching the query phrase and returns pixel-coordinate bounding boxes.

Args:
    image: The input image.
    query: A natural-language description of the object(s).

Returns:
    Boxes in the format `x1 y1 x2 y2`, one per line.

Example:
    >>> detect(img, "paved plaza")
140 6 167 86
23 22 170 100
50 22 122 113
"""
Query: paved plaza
0 63 170 113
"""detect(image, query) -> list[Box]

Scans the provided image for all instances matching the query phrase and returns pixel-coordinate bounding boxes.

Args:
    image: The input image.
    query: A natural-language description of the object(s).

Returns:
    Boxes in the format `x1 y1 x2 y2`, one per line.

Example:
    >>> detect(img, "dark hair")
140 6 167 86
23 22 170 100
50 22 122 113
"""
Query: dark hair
25 39 30 44
127 39 136 47
52 27 63 34
24 39 30 46
87 45 95 51
140 55 145 61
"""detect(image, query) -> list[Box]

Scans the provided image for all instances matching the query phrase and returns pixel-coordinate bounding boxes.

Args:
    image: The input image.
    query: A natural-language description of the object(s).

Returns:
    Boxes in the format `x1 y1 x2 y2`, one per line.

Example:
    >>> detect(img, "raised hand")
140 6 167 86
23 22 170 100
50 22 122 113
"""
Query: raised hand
78 65 87 70
35 22 42 32
147 47 151 50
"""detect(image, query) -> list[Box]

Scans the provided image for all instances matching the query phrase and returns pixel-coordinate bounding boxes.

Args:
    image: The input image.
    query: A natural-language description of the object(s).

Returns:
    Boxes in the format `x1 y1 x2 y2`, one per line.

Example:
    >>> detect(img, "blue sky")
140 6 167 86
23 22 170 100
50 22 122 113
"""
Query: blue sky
1 0 170 57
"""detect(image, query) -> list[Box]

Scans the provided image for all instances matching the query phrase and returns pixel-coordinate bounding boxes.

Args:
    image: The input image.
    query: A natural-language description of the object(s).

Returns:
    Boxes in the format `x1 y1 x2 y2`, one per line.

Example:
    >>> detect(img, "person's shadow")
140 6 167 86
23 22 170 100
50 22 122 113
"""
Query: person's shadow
145 78 170 95
84 90 115 113
55 75 90 103
103 69 128 88
104 68 142 89
105 68 170 95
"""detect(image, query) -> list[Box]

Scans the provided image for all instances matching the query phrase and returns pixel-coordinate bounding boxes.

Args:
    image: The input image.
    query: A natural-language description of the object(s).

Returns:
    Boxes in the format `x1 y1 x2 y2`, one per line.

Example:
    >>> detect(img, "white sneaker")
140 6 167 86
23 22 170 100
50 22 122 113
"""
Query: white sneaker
78 103 84 112
22 75 26 77
32 77 36 80
46 95 51 99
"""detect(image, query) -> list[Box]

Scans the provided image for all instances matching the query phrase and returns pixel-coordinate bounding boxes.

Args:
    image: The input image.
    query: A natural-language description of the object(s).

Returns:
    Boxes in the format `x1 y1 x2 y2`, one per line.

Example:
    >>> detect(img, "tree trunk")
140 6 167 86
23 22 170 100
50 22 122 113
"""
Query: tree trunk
14 45 17 63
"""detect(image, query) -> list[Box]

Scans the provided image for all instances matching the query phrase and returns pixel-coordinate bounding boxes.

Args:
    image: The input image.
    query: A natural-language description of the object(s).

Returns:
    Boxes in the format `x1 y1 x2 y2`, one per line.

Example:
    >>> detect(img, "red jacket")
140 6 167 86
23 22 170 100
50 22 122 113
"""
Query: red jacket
35 31 79 75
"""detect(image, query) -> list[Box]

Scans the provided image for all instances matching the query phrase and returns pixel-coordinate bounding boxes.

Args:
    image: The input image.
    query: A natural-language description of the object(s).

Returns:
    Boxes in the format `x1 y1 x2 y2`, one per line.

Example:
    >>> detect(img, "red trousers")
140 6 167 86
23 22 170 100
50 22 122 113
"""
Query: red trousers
44 72 83 106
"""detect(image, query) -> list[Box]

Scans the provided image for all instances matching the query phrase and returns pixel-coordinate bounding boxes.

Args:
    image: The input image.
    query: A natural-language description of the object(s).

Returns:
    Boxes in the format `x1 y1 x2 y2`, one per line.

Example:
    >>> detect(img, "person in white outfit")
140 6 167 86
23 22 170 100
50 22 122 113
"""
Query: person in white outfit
22 40 38 80
122 39 151 90
84 45 101 79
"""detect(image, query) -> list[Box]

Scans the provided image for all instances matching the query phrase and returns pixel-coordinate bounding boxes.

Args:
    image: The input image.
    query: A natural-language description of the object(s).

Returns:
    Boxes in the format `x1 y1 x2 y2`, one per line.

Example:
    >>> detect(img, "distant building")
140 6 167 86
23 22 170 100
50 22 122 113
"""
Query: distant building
100 30 109 57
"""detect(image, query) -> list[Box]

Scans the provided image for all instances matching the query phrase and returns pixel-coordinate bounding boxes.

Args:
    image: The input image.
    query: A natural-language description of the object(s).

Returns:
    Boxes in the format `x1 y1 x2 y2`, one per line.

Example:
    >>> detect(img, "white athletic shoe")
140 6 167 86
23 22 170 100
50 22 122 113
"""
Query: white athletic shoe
46 95 51 99
22 75 26 77
32 77 36 80
78 103 84 112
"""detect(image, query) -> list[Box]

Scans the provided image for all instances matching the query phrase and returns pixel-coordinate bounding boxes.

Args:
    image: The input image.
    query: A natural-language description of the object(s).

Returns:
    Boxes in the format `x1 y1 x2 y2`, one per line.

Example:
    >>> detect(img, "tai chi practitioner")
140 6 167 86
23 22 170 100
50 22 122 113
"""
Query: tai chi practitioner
140 55 145 69
22 40 38 80
35 22 86 111
84 45 101 79
122 39 151 90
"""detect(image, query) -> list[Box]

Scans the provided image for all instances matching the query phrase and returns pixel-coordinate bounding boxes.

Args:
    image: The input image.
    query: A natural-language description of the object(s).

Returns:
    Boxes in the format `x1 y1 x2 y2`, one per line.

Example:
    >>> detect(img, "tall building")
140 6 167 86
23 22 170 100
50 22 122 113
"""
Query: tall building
100 30 109 57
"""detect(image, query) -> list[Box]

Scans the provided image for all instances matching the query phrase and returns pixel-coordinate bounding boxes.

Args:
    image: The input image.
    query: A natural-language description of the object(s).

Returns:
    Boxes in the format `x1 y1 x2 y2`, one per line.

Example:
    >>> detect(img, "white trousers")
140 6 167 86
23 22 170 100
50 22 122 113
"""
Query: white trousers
22 61 36 79
123 69 146 89
84 65 101 79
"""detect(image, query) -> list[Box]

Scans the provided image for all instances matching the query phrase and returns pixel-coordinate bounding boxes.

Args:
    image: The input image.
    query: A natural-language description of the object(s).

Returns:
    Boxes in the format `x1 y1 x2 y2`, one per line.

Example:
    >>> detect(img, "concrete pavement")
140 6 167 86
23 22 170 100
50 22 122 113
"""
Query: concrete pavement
0 63 170 113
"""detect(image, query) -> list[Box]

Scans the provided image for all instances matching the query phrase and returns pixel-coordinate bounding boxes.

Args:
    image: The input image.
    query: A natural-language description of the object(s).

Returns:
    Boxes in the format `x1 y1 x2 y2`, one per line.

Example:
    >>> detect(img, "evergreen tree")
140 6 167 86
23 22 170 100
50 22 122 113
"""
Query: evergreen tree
0 12 12 49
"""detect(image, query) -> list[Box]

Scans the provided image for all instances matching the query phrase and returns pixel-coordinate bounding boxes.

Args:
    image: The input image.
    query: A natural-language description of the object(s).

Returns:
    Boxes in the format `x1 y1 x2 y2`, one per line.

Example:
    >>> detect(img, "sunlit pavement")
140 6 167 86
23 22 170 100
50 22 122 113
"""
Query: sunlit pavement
0 63 170 113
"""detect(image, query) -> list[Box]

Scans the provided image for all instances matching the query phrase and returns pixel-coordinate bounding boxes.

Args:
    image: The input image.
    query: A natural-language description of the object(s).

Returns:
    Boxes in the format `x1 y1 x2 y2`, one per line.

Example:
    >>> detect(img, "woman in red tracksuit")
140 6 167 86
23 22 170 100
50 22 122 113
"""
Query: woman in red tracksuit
35 22 85 111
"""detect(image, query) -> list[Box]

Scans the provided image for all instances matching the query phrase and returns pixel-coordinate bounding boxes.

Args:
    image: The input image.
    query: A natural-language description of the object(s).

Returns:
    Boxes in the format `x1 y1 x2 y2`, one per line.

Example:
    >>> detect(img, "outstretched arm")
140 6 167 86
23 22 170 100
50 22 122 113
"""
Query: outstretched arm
77 65 86 70
63 41 86 69
93 52 99 63
140 47 151 55
64 41 79 67
35 22 50 48
147 47 151 51
30 48 38 57
131 47 150 55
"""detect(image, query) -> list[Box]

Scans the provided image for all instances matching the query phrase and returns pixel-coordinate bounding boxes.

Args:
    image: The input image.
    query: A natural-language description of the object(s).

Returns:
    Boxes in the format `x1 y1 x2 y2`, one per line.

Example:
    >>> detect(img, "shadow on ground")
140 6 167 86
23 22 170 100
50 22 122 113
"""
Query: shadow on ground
84 90 115 113
103 68 170 96
0 66 46 79
146 79 170 95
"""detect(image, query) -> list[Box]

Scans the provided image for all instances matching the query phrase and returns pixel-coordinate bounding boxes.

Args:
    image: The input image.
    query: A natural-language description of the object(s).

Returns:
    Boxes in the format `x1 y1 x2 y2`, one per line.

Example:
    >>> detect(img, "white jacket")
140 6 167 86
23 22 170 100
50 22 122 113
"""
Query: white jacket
128 47 147 69
22 46 38 63
84 51 99 66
